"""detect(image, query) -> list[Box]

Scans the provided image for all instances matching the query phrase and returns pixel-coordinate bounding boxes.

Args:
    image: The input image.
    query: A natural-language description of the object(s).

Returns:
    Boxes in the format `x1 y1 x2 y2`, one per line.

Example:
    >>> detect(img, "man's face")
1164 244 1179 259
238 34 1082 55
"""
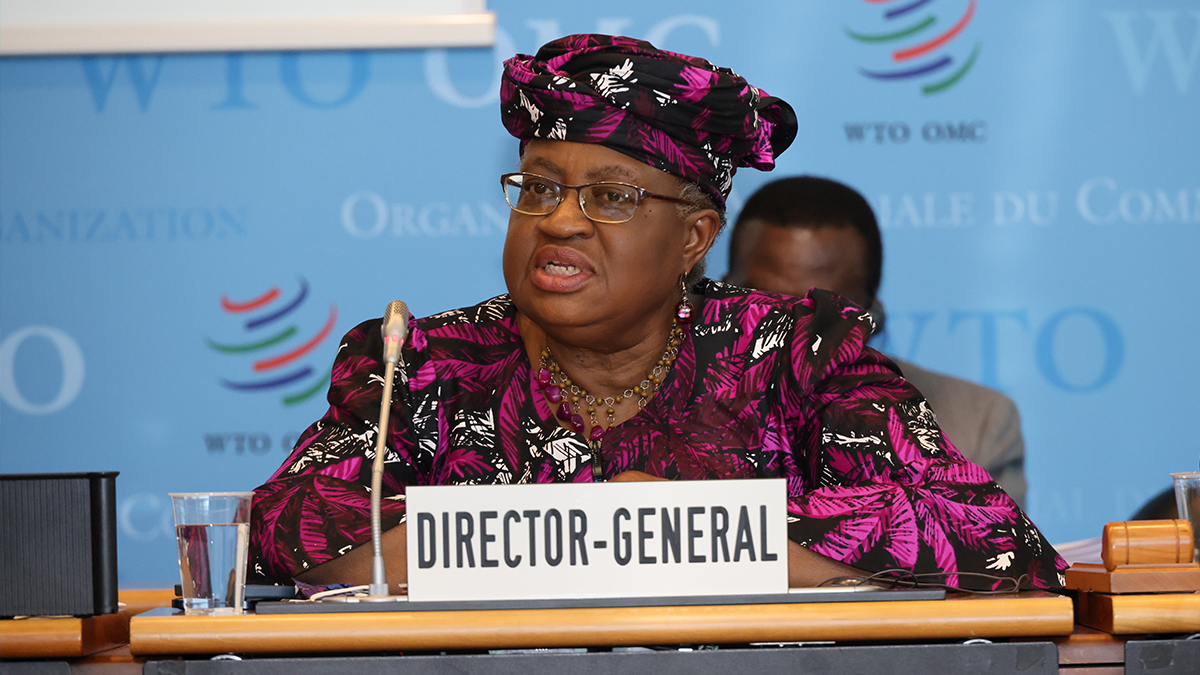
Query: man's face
727 219 873 309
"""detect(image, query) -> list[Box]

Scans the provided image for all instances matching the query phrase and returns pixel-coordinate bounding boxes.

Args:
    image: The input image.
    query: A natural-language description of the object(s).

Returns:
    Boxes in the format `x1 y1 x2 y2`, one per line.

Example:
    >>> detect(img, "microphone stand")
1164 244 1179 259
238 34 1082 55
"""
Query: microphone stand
364 300 407 602
366 356 399 600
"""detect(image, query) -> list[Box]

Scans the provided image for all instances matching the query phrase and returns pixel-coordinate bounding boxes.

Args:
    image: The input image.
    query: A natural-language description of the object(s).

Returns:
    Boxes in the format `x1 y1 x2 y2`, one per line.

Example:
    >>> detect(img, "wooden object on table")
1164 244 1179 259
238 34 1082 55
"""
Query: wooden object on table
1102 519 1193 569
128 591 1073 656
1065 519 1200 594
1064 562 1200 593
1075 590 1200 634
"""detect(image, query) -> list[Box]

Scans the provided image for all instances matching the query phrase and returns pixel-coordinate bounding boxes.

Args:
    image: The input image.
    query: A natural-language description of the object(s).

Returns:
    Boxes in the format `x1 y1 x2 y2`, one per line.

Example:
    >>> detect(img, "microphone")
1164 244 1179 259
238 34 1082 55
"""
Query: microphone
381 300 408 364
368 300 408 599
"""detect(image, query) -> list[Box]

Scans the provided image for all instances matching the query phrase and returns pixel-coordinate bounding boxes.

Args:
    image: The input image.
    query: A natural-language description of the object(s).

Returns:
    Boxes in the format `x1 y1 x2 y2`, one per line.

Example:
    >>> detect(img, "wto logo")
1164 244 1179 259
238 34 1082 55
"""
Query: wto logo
205 278 337 406
846 0 981 95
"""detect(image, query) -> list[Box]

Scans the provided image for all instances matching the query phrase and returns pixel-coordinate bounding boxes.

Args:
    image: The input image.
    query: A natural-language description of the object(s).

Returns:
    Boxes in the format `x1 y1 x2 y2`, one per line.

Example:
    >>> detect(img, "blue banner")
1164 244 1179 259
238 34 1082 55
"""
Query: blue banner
2 0 1197 586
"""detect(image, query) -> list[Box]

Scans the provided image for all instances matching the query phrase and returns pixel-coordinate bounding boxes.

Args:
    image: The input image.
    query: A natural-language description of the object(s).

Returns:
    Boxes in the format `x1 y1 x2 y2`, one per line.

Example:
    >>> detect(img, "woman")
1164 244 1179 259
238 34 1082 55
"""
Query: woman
250 35 1067 591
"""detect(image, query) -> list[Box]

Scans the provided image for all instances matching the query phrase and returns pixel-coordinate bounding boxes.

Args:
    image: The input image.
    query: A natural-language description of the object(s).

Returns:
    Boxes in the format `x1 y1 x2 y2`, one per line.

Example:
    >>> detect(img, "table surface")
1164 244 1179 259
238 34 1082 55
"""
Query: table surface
12 590 1192 674
129 591 1075 656
0 589 175 660
0 609 131 660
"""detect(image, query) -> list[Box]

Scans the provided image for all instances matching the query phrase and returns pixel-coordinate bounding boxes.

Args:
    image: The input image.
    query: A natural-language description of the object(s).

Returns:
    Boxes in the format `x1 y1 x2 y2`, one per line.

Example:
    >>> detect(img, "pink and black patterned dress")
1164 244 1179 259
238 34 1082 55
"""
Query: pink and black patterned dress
250 280 1067 589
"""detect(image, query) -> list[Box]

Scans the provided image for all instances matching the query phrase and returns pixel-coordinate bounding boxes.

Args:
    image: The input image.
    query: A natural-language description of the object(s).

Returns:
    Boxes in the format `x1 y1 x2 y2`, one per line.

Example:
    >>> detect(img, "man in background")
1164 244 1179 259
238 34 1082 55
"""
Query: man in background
725 176 1027 506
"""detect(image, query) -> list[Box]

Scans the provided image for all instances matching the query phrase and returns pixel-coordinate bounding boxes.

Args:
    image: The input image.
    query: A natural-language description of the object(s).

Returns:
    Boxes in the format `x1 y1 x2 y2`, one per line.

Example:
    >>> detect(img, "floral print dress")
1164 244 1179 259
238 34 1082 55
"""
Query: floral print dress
250 280 1067 589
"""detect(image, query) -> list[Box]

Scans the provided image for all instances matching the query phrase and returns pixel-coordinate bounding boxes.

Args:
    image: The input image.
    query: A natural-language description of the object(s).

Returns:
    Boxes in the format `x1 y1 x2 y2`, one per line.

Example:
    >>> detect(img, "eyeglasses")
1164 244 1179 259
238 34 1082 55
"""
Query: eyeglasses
500 172 697 224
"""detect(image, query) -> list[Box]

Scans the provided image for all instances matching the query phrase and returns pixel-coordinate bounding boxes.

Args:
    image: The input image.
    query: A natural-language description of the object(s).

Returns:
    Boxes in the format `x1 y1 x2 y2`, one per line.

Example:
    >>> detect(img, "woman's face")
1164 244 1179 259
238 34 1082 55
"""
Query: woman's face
503 140 717 349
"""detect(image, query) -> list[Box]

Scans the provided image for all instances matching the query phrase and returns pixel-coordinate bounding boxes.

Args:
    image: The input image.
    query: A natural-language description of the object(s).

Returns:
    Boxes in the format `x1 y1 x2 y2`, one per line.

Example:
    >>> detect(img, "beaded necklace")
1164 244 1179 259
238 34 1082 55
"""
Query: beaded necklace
534 320 685 444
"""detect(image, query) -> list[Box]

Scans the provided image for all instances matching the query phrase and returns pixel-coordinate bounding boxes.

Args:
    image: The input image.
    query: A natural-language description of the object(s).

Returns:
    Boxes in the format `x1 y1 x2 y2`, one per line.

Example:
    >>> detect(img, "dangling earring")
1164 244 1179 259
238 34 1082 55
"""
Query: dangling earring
675 274 694 324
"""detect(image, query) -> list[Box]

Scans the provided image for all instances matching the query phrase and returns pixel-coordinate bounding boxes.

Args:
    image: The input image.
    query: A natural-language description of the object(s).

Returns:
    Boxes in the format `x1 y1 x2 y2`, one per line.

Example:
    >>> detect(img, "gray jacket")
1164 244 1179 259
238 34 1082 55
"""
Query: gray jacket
890 357 1027 508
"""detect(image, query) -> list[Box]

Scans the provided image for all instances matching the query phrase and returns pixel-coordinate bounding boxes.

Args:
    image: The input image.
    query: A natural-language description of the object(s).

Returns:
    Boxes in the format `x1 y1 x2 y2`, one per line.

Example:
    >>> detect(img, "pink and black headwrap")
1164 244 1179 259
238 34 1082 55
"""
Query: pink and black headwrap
500 34 797 208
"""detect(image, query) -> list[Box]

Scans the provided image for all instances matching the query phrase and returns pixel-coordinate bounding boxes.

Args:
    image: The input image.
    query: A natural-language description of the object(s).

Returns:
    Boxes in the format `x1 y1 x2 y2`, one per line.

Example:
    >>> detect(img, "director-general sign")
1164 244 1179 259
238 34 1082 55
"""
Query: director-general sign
405 479 788 603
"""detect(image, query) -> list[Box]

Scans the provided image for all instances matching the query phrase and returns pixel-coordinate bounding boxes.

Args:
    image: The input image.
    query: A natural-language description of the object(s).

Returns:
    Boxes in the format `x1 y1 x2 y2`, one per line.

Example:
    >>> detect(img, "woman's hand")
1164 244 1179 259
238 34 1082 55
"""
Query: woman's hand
604 471 862 587
787 541 864 587
607 470 666 482
295 521 408 593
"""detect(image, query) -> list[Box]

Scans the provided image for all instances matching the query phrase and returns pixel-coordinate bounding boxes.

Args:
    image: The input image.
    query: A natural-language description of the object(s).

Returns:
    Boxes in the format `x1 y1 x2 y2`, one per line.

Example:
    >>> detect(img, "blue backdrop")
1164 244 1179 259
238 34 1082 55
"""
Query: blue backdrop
2 0 1197 586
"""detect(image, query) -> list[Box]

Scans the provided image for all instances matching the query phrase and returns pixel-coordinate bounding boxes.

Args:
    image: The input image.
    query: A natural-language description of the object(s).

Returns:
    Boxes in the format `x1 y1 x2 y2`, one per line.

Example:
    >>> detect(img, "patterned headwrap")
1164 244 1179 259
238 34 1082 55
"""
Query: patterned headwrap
500 34 797 208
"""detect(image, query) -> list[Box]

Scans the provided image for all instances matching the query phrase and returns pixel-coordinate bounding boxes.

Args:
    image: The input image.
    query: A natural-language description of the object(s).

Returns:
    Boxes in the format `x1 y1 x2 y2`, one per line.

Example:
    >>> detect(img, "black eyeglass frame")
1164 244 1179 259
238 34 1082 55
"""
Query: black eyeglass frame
500 172 698 224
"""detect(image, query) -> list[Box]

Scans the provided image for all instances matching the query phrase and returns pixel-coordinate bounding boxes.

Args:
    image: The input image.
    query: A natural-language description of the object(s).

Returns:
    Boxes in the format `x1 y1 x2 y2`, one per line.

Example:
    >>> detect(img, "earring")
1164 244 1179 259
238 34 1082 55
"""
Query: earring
675 275 694 324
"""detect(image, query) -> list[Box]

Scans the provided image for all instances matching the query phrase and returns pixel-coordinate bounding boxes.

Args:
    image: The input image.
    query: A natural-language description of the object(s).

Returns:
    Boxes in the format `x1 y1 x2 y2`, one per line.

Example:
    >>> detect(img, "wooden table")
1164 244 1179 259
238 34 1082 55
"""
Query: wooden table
0 589 174 661
0 611 132 660
1045 627 1128 675
130 591 1074 656
1075 590 1200 634
118 589 177 618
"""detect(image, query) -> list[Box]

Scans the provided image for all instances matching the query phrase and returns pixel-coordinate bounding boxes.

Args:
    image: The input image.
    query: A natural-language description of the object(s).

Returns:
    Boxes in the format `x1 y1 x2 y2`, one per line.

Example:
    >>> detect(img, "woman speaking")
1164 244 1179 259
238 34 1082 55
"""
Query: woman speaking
250 35 1066 590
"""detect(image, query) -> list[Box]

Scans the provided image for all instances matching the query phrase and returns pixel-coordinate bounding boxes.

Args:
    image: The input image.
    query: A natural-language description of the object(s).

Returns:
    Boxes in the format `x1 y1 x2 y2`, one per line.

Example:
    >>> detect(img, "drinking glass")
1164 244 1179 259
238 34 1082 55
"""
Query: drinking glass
1171 472 1200 563
170 492 254 615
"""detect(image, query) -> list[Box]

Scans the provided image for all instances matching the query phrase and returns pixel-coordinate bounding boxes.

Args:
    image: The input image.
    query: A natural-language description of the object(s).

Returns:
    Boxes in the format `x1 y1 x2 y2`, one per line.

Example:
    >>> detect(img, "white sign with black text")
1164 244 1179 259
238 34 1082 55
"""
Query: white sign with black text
404 478 789 603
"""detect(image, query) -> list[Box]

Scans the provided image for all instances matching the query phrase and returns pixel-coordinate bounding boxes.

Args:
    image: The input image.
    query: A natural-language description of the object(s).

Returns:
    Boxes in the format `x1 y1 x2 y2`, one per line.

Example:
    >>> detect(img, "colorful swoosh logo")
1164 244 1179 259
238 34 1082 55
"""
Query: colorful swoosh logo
206 278 337 406
847 0 981 95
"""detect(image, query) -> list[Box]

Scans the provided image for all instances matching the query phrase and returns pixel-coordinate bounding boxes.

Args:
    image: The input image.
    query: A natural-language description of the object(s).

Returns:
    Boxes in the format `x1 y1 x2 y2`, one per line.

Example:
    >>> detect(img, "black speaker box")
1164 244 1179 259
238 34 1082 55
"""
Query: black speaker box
0 471 118 617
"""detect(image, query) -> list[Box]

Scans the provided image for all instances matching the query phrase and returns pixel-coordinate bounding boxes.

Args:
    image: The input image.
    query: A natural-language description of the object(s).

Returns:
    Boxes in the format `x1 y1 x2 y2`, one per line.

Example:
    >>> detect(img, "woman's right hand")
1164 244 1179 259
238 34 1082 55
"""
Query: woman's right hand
607 470 666 482
295 521 408 593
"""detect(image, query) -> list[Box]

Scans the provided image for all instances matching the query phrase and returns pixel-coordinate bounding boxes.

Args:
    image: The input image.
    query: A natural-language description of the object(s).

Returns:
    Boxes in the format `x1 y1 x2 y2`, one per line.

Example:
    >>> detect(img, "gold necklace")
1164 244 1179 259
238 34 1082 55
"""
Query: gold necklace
535 320 685 442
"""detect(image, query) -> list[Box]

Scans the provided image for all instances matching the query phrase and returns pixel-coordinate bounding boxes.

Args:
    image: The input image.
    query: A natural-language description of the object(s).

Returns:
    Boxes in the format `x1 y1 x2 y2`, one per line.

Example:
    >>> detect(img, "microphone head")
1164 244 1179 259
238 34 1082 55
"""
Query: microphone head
383 300 409 336
381 300 408 364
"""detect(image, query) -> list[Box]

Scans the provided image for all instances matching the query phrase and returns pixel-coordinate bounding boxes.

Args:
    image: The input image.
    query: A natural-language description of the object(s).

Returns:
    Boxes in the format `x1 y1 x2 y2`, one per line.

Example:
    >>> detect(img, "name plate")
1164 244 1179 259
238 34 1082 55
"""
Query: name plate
405 478 788 603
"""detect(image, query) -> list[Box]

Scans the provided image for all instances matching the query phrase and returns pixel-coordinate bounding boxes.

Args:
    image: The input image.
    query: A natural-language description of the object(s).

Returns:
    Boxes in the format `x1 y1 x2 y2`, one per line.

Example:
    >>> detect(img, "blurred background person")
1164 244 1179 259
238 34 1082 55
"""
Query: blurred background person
726 176 1027 506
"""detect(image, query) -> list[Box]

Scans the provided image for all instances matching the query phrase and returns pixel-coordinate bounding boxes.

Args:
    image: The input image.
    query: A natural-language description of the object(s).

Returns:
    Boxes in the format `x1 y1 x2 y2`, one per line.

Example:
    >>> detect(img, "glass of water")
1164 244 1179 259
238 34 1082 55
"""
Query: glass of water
1172 473 1200 563
170 492 254 615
